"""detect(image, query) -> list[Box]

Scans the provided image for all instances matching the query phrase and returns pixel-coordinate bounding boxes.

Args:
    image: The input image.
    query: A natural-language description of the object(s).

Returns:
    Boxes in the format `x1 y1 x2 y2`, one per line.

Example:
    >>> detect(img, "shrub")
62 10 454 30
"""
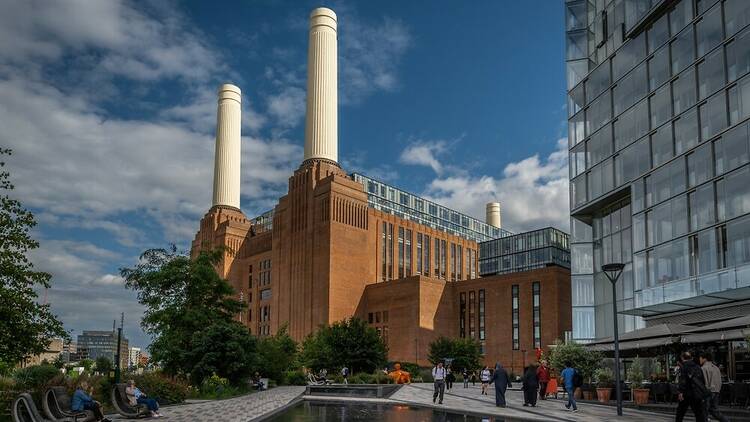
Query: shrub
427 337 482 372
396 362 420 376
257 325 299 384
418 368 433 383
300 318 387 374
200 373 229 395
628 358 645 389
283 370 307 386
132 372 189 405
595 367 614 388
13 364 60 390
373 372 392 384
547 340 602 383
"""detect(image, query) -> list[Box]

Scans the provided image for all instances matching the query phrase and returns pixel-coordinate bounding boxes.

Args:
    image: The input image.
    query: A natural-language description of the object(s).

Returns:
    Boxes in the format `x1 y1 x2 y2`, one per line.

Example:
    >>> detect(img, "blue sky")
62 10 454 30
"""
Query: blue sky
0 0 568 349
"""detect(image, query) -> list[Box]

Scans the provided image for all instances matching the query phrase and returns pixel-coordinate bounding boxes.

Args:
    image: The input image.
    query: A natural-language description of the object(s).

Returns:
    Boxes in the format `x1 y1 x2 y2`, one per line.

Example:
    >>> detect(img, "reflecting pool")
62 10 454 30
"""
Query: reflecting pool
267 401 504 421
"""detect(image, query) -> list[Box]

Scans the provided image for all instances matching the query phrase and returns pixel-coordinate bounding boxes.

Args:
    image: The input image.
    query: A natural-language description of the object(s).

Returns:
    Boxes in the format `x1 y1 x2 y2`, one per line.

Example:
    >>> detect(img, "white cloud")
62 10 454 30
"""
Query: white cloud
266 86 306 129
399 140 449 174
419 139 570 232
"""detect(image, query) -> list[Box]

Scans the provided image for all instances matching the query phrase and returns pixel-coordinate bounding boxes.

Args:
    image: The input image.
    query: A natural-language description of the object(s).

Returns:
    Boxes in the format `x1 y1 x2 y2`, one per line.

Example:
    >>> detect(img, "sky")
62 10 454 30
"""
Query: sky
0 0 568 349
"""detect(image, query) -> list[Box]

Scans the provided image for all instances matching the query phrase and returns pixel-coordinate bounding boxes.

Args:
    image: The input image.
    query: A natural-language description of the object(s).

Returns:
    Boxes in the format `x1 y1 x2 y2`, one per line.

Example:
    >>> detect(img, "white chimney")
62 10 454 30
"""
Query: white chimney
212 84 242 209
486 202 502 229
303 7 338 164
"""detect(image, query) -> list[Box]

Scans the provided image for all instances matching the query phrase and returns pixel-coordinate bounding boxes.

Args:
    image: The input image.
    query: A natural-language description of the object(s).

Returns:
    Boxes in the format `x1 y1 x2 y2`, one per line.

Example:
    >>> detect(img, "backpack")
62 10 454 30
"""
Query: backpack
572 369 583 388
687 367 711 400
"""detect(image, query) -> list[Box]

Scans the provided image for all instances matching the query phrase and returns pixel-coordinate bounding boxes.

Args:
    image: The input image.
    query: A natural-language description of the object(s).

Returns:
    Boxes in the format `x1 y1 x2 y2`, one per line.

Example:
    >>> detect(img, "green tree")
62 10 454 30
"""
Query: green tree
95 356 113 375
300 318 387 374
121 246 250 385
80 358 94 372
52 354 64 369
0 149 67 366
546 340 602 382
187 320 258 385
427 336 482 371
258 324 298 383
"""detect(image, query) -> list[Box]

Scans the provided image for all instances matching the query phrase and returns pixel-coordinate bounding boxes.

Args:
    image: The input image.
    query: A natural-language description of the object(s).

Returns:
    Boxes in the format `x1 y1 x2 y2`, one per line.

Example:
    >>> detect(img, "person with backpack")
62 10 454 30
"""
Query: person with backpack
432 361 447 404
341 365 350 385
676 352 708 422
699 352 729 422
559 361 579 412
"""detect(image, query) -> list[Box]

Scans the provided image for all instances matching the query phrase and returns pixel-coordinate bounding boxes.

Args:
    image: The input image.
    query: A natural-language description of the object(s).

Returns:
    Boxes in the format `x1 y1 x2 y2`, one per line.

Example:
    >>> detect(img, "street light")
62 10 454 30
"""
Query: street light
602 263 625 417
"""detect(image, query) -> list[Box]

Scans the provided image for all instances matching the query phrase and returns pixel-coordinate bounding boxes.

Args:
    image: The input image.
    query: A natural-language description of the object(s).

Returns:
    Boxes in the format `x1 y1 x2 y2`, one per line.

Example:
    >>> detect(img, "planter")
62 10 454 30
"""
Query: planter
632 388 650 405
596 387 612 403
583 390 593 400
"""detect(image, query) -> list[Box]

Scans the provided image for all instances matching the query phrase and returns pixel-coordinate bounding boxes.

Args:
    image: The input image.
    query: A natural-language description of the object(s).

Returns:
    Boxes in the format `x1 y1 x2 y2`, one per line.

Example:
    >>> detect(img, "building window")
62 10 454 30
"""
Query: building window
405 229 412 277
469 290 476 339
376 311 381 323
388 223 394 280
459 292 466 338
435 238 441 278
532 282 541 349
398 227 405 278
368 312 374 323
424 235 431 276
512 285 519 350
248 265 253 289
416 233 423 275
260 289 272 301
381 222 387 282
450 243 456 281
457 245 463 280
466 248 472 279
441 239 447 279
479 289 485 340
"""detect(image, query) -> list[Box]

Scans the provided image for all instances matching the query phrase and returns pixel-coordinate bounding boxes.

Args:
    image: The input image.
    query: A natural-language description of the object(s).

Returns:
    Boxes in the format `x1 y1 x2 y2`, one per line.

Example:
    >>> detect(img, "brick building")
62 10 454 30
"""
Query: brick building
191 7 571 371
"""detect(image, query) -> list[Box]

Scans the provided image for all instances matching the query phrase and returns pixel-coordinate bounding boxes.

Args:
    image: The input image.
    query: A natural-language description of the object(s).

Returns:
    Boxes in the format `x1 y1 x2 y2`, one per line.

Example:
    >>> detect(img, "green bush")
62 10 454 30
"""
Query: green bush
373 372 393 384
283 370 307 386
0 376 21 421
13 364 60 390
131 372 189 405
418 368 433 383
395 362 420 375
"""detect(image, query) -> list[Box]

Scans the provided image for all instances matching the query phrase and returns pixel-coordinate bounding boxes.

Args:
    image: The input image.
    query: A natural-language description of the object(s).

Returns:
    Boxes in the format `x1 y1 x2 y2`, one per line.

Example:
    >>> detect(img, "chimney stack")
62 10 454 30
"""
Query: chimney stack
212 83 242 209
486 202 502 229
303 7 338 164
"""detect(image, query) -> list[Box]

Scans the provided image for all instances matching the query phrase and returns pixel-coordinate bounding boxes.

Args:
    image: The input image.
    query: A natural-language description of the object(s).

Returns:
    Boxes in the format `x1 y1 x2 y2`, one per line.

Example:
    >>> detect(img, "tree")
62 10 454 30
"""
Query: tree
546 340 602 382
52 354 64 369
95 356 113 375
0 149 67 366
427 336 482 371
121 246 250 385
80 358 94 372
258 324 298 383
187 320 258 385
300 318 387 374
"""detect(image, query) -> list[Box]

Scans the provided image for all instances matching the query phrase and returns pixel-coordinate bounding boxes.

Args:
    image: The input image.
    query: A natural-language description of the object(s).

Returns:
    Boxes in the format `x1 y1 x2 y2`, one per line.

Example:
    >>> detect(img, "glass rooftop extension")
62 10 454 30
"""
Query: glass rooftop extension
479 227 571 276
351 173 512 243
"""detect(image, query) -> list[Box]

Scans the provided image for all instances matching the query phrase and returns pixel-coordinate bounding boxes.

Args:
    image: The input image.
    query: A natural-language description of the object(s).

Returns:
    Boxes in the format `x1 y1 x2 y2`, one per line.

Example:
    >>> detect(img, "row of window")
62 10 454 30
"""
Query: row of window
367 310 390 324
459 290 485 341
479 227 570 259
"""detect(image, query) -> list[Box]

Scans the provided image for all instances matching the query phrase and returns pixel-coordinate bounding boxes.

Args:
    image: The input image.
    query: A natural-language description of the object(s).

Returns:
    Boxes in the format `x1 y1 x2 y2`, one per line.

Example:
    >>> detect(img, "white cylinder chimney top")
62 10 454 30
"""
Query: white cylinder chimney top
303 7 338 164
212 83 242 209
486 202 502 229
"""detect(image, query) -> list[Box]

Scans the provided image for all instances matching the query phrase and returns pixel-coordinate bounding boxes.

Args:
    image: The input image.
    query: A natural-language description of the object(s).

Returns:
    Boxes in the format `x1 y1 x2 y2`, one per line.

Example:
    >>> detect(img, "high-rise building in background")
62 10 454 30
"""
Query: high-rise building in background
77 331 129 369
566 0 750 350
128 347 142 369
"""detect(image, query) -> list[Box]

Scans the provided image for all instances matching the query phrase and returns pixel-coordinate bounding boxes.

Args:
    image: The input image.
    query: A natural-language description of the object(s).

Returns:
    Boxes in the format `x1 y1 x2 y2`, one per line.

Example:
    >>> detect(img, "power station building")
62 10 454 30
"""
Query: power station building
191 7 571 372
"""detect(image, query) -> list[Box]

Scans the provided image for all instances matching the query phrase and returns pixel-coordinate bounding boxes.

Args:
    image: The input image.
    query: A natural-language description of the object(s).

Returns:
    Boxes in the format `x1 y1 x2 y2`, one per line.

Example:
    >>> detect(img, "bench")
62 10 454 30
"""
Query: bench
12 393 53 422
110 383 150 419
41 386 94 422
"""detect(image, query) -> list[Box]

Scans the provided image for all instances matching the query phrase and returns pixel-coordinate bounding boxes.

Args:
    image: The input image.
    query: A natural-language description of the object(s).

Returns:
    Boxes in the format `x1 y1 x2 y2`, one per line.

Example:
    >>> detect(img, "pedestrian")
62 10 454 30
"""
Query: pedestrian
126 379 161 418
480 365 491 395
675 351 708 422
446 366 455 390
432 361 446 404
489 363 511 408
537 360 550 401
471 370 477 386
699 352 728 422
341 365 350 385
559 361 578 412
71 381 111 422
462 368 469 388
522 363 539 407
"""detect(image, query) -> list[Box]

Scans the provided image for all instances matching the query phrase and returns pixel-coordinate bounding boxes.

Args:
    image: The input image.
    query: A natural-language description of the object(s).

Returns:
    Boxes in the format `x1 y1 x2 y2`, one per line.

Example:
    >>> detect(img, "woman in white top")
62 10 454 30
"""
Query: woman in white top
480 366 492 395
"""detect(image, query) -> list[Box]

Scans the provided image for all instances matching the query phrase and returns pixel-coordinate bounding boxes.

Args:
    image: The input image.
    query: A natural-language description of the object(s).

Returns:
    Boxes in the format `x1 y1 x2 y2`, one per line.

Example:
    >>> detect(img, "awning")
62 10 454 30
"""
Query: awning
587 336 680 351
587 323 695 345
684 314 750 332
681 328 750 344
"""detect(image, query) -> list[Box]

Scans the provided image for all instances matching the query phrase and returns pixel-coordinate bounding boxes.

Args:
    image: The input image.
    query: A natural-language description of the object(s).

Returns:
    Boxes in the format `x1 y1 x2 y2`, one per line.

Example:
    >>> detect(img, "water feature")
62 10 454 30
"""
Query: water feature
266 401 505 421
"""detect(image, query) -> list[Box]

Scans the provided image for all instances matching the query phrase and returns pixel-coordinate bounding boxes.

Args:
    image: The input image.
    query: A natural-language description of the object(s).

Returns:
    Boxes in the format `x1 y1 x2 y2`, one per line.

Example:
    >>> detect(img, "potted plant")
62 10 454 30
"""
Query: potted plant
595 367 613 403
582 383 593 400
629 358 649 405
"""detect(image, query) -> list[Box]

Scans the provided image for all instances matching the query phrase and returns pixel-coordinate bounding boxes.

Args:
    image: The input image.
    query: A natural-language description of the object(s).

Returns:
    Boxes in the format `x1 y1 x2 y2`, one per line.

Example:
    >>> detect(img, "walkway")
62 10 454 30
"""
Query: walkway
111 386 304 422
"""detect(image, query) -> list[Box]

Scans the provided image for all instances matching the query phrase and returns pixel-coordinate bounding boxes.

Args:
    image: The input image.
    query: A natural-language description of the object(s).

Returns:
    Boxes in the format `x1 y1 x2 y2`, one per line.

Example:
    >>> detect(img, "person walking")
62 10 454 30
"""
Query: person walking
480 365 491 395
446 366 455 390
700 352 729 422
560 361 578 412
522 363 540 407
432 361 446 404
489 363 511 408
537 360 550 401
471 370 477 386
675 352 708 422
462 368 469 388
341 365 350 385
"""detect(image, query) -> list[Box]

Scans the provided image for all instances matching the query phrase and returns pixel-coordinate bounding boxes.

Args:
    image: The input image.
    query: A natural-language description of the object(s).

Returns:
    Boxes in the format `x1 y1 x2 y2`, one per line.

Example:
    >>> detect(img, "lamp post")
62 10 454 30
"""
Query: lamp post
602 263 625 417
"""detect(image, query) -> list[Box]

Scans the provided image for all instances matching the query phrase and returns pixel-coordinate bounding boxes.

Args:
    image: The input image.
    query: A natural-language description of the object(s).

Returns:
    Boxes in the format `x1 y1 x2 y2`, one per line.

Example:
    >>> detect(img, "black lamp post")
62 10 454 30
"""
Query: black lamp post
602 263 625 417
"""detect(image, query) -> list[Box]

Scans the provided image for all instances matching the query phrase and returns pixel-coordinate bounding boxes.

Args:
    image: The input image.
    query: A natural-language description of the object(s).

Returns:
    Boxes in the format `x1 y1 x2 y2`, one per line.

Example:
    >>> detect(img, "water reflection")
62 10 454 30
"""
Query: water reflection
267 402 503 421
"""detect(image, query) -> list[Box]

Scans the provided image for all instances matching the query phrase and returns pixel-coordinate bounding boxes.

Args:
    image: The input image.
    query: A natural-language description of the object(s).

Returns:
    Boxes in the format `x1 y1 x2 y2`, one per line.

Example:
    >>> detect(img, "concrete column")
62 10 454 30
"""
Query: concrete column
212 83 242 209
303 7 338 164
486 202 502 229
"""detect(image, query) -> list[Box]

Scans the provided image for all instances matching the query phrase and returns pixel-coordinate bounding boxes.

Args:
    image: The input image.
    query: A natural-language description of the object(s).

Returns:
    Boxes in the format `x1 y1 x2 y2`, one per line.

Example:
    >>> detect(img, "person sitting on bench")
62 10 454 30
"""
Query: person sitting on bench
71 381 111 422
126 380 162 418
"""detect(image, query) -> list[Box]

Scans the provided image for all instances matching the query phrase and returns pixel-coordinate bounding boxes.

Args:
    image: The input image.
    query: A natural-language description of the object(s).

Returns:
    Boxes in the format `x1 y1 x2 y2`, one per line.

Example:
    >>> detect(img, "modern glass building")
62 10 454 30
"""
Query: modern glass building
479 227 571 276
567 0 750 342
352 173 513 242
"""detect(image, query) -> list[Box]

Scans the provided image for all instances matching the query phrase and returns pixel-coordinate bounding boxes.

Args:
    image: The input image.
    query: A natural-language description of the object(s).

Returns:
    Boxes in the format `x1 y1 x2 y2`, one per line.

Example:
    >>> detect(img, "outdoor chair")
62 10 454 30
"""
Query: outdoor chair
12 393 53 422
110 383 150 419
651 382 669 403
42 386 94 422
730 382 749 408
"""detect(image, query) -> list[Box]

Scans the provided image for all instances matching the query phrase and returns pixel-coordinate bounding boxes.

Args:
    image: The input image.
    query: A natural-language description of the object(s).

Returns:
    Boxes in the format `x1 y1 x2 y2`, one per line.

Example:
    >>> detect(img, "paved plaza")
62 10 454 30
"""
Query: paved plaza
103 383 705 421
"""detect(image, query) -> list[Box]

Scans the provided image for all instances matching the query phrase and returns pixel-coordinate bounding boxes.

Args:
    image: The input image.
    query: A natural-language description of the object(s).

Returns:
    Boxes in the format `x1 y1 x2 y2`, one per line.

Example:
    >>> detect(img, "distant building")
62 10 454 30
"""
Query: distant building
479 227 571 276
61 340 76 363
20 338 63 367
77 331 129 369
128 347 142 369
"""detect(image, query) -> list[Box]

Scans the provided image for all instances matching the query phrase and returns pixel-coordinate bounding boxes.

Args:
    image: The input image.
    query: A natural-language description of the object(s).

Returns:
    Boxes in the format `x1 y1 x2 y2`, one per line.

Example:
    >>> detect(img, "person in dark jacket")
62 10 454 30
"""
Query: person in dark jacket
489 362 511 408
537 360 551 400
675 352 707 422
522 363 540 407
446 366 455 390
462 368 469 388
